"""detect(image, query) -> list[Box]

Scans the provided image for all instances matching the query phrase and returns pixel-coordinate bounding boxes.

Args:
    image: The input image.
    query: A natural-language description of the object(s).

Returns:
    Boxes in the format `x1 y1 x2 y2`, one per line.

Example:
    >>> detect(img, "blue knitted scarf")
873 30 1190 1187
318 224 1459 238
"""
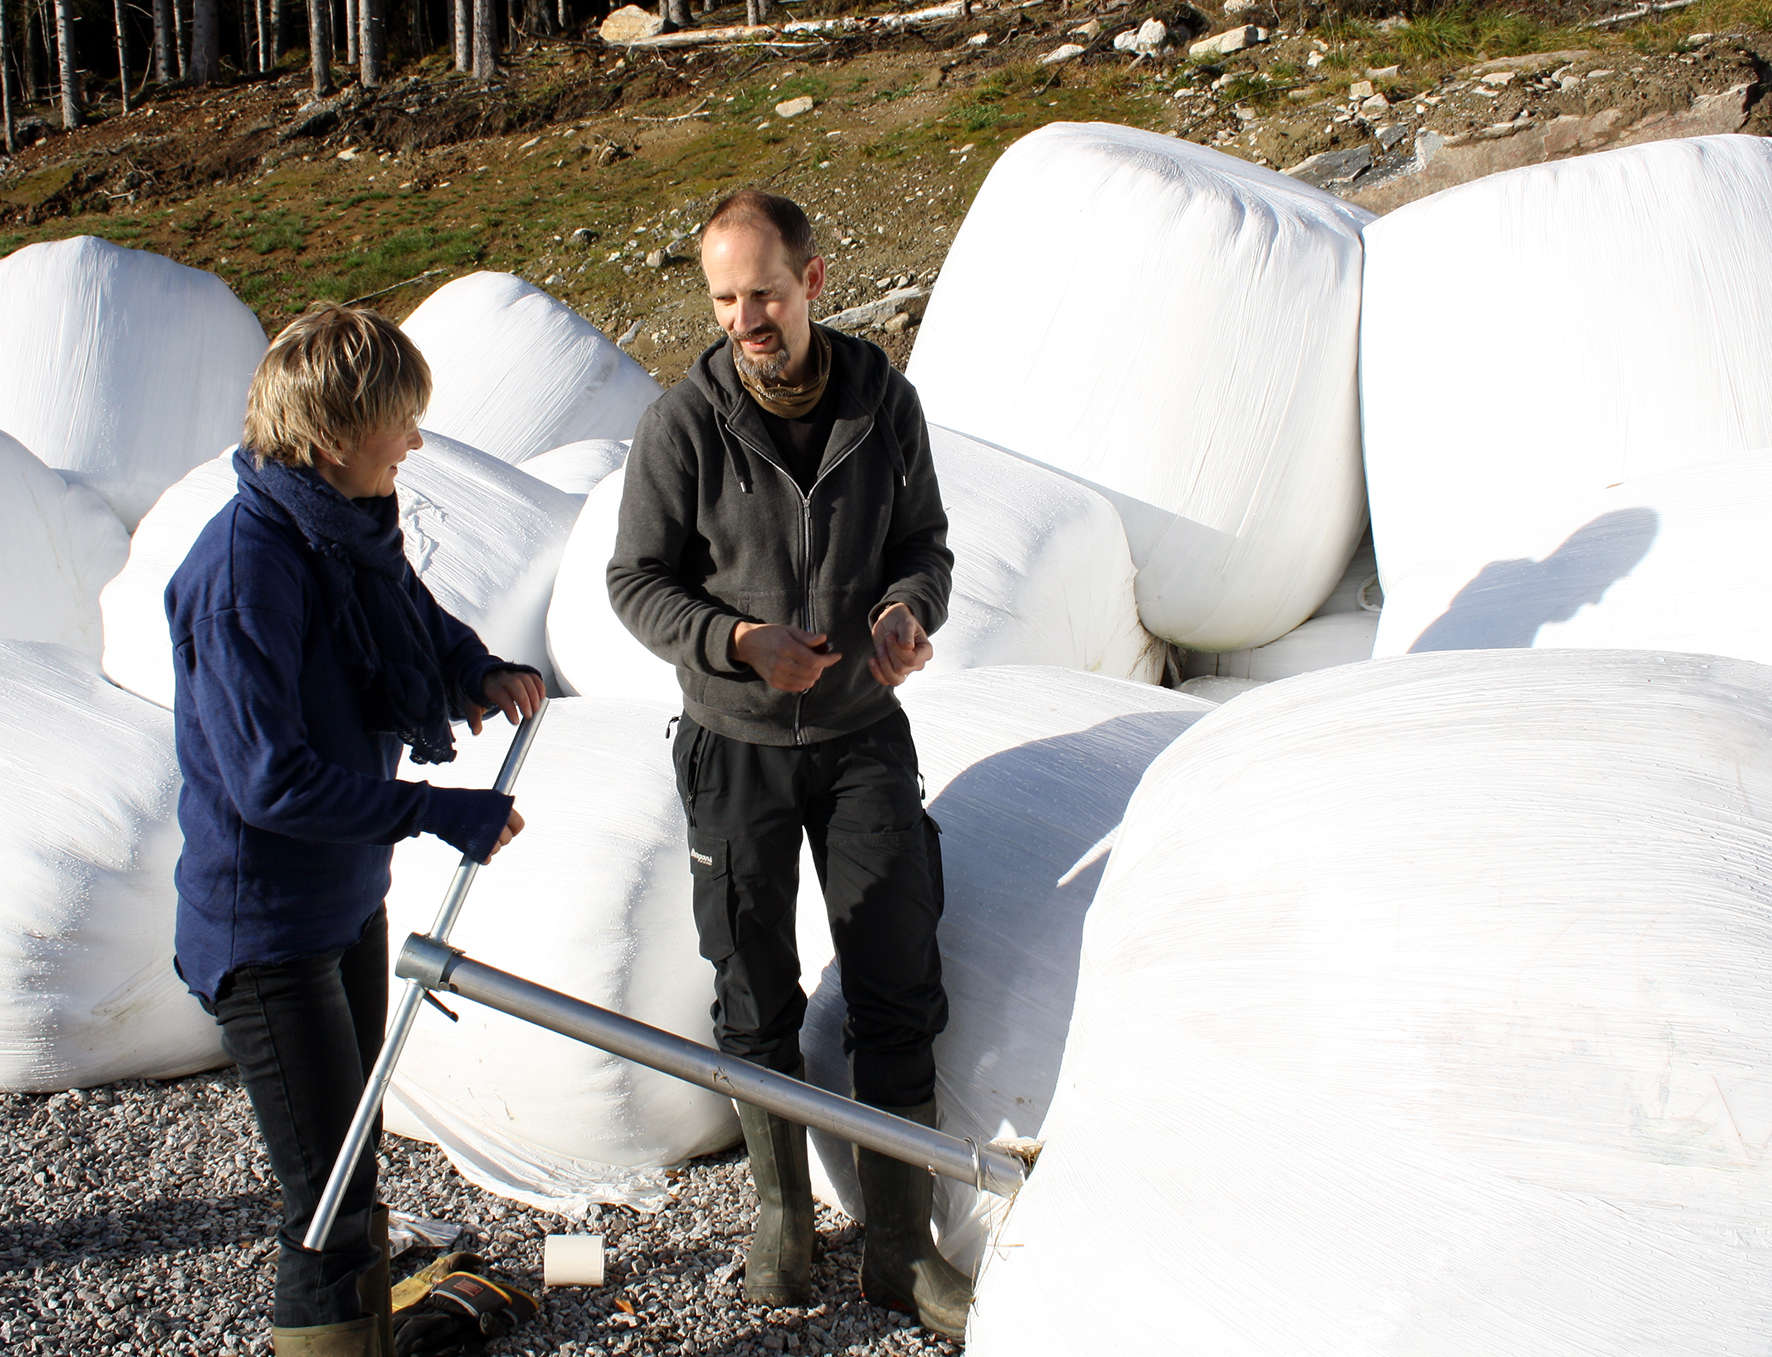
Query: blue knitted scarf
234 447 457 765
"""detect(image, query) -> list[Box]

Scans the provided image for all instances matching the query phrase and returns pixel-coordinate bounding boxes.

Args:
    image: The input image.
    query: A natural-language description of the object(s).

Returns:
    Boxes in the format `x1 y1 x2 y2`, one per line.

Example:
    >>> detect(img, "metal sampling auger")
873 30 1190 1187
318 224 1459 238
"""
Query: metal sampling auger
306 698 1031 1253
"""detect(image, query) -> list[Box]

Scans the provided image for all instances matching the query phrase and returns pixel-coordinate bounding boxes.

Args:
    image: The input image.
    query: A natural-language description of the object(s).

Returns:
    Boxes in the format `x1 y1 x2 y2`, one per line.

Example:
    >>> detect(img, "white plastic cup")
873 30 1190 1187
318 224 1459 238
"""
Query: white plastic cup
543 1234 606 1287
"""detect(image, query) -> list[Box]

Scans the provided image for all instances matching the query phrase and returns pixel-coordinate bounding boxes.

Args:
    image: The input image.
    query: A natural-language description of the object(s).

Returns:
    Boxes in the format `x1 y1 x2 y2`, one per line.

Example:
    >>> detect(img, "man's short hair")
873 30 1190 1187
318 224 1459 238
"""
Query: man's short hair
702 189 819 276
243 303 432 468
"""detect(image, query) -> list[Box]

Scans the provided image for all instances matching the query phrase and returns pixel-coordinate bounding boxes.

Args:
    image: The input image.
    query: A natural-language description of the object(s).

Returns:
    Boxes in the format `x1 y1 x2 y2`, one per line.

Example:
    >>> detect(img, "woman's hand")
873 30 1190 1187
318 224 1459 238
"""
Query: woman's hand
467 667 547 735
486 807 525 859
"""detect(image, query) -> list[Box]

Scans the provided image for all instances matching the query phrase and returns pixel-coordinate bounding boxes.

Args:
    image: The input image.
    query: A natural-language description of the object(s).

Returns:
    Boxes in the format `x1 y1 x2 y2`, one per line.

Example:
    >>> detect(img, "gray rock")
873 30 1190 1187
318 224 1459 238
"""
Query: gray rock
1188 24 1266 57
570 227 600 246
822 287 930 333
1282 144 1374 189
600 3 666 43
775 96 815 118
1040 42 1087 65
1133 18 1167 54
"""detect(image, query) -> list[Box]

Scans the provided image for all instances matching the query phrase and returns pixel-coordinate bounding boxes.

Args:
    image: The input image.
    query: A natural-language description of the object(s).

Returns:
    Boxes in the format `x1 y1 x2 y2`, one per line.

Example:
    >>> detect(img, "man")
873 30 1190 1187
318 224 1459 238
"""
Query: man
607 189 969 1338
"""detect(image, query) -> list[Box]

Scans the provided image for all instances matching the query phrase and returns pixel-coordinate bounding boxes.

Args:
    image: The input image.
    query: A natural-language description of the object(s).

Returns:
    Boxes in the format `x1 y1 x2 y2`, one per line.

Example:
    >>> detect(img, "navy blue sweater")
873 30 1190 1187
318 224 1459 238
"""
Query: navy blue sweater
167 473 517 1002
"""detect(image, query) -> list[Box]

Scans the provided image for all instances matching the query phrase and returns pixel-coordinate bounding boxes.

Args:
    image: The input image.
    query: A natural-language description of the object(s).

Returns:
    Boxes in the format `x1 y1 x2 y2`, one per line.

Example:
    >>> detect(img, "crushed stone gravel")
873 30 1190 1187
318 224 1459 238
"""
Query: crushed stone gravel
0 1068 966 1355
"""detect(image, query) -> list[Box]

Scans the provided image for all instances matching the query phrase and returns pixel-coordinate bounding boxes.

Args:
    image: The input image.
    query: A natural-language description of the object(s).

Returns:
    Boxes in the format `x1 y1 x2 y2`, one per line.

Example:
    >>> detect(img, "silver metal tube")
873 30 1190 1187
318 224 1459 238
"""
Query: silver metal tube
397 934 1028 1199
303 701 550 1252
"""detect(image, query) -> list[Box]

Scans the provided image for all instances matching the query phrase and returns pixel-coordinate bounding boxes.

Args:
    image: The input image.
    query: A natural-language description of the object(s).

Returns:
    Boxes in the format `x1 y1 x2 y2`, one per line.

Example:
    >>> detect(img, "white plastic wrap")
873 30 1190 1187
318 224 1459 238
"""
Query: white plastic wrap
792 667 1215 1273
400 273 661 465
0 641 223 1092
385 697 737 1204
0 429 129 658
545 465 681 704
1361 134 1772 594
924 426 1162 683
907 123 1373 651
1376 451 1772 662
971 649 1772 1356
0 236 266 528
102 433 579 707
518 439 630 498
1184 611 1378 682
546 431 1165 700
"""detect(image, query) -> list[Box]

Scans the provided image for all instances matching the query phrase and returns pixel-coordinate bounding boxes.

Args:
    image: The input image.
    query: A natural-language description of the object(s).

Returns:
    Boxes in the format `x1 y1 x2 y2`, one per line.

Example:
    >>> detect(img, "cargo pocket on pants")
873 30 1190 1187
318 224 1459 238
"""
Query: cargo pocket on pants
687 830 735 962
922 814 944 919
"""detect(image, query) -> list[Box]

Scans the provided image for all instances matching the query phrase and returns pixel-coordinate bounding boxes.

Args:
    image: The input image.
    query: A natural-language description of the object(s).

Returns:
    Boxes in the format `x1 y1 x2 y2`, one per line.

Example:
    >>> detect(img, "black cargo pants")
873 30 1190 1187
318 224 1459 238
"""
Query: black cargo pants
672 707 949 1108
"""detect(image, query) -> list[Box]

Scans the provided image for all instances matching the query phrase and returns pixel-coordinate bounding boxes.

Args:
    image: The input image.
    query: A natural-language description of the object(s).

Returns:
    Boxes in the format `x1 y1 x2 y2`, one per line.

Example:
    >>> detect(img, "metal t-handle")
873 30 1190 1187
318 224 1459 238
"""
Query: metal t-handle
302 699 549 1253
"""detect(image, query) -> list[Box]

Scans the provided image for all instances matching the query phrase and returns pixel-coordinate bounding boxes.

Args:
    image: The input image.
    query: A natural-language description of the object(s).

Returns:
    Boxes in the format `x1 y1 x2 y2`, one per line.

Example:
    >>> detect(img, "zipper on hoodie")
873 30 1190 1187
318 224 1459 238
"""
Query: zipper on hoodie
722 416 874 745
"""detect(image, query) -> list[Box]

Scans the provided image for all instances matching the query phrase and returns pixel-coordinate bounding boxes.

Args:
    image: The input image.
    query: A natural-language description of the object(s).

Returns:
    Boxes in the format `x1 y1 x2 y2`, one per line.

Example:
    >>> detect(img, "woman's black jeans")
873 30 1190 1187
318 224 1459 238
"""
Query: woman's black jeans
205 908 387 1329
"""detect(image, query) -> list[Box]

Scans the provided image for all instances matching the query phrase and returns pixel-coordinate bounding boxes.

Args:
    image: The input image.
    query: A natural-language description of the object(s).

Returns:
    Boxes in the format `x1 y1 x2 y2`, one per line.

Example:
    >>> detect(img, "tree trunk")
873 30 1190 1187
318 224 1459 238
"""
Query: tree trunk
526 0 555 35
307 0 331 93
255 0 269 71
54 0 80 128
1 1 16 152
702 0 715 14
745 0 763 25
188 0 217 83
113 0 130 111
453 0 469 68
358 0 379 86
343 0 356 63
558 0 570 33
471 0 493 78
505 0 518 46
174 0 188 78
151 0 174 80
271 0 284 63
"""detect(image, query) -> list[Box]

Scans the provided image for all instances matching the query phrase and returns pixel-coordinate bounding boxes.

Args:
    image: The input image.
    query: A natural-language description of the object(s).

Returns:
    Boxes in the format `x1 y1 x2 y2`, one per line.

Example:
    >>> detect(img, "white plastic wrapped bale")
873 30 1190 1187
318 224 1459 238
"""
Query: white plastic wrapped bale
1362 134 1772 594
545 465 682 704
547 432 1165 700
792 667 1215 1274
925 426 1162 683
400 273 661 465
518 439 629 498
0 429 129 658
970 649 1772 1357
384 697 737 1214
0 236 266 528
0 641 223 1091
1376 451 1772 663
102 433 579 707
906 123 1372 652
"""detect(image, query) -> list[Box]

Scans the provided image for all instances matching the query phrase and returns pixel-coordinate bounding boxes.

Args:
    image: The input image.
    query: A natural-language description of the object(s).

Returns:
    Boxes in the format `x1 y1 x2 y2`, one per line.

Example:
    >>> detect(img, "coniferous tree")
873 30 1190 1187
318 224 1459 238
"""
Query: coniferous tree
53 0 80 128
1 1 16 151
452 0 468 69
307 0 331 94
188 0 217 83
152 0 175 81
359 0 380 87
112 0 130 110
471 0 493 79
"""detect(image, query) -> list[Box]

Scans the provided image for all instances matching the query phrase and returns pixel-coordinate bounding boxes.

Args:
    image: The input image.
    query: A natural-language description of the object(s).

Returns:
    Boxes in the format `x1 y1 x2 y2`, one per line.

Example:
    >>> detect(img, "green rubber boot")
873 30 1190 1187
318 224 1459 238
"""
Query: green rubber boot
271 1317 379 1356
855 1100 973 1341
358 1205 394 1357
737 1090 815 1306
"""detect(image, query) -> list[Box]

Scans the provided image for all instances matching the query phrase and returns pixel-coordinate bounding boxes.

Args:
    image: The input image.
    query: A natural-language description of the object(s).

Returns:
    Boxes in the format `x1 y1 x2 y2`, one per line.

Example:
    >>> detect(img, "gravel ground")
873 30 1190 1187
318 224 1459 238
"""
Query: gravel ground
0 1068 964 1356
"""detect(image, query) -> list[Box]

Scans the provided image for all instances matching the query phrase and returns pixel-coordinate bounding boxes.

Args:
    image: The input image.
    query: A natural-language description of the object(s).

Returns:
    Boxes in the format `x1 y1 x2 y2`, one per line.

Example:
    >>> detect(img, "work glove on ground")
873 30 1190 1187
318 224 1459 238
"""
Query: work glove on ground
391 1268 538 1357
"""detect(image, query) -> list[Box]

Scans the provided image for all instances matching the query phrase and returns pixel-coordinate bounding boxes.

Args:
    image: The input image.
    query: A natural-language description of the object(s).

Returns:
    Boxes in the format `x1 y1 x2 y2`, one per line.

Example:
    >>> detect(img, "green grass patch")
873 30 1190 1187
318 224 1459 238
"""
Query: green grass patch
303 225 485 306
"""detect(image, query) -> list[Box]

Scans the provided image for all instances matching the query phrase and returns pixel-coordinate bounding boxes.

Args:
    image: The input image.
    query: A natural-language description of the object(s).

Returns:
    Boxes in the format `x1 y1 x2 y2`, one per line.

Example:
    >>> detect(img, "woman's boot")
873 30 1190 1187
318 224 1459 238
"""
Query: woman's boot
854 1100 973 1341
738 1096 815 1305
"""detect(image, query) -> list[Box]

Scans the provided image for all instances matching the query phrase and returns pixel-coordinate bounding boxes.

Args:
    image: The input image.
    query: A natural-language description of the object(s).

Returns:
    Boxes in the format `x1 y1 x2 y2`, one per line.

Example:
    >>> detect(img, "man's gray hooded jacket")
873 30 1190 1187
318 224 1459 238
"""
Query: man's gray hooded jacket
607 325 952 746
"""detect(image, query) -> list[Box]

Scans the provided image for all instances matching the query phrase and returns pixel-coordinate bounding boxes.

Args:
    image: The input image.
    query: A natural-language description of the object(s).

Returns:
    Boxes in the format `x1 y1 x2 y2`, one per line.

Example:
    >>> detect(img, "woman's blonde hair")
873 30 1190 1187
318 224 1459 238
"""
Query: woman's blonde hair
243 303 432 468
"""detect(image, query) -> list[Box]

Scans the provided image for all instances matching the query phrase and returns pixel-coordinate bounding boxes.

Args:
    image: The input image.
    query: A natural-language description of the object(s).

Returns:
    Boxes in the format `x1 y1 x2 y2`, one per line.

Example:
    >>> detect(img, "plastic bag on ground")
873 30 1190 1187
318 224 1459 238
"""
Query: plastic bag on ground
0 236 266 528
792 666 1216 1274
384 697 737 1201
102 433 579 707
970 649 1772 1356
907 123 1372 652
400 273 661 465
518 439 630 498
1361 134 1772 595
546 430 1165 701
0 641 223 1091
1376 451 1772 662
0 429 130 658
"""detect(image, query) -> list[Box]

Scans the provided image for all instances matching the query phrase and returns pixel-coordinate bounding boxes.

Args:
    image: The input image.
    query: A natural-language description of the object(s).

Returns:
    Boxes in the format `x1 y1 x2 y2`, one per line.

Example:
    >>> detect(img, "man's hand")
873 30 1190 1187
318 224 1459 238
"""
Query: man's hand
486 807 525 860
732 622 844 693
467 667 547 736
869 603 932 688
